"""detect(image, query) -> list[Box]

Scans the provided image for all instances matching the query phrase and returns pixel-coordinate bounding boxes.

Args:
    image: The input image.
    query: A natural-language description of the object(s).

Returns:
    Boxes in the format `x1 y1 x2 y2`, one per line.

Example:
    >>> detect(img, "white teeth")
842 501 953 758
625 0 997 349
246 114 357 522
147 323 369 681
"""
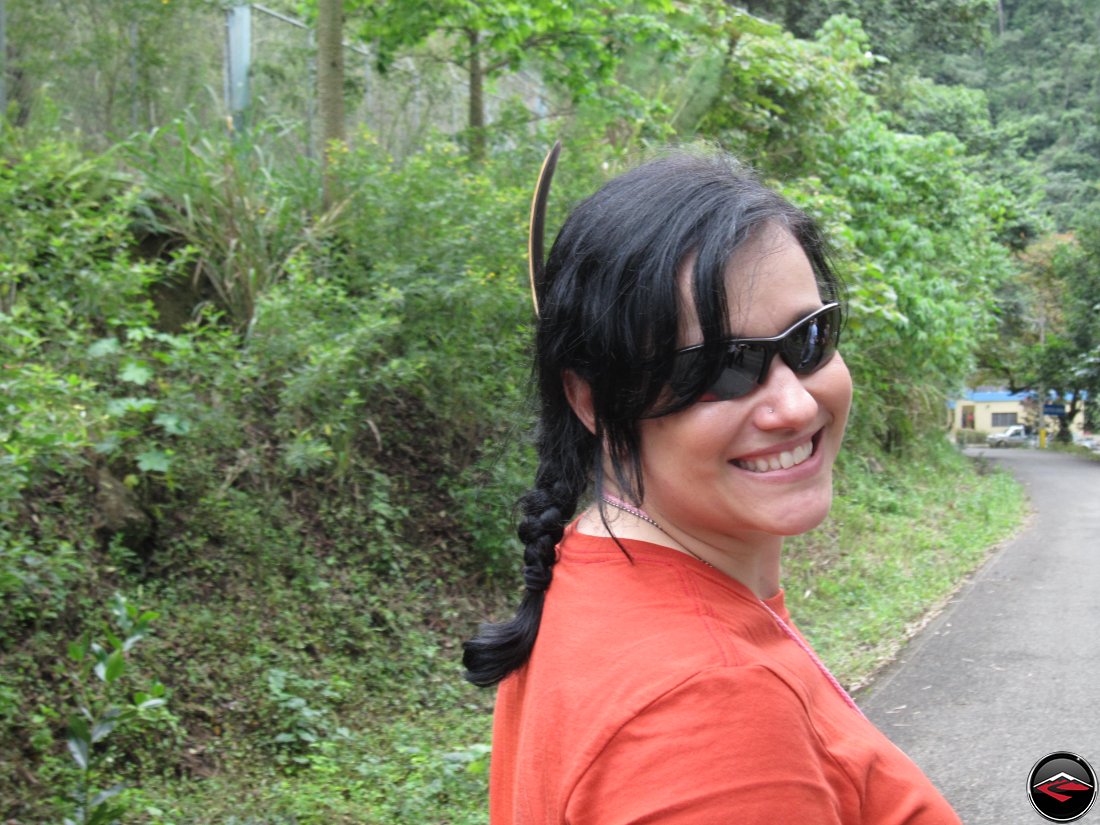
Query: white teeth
735 441 813 473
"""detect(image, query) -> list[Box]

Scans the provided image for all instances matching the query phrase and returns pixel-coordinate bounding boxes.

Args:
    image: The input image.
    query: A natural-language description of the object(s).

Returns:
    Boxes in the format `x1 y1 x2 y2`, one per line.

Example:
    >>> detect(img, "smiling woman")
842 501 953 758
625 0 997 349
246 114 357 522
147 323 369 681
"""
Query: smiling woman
463 146 961 824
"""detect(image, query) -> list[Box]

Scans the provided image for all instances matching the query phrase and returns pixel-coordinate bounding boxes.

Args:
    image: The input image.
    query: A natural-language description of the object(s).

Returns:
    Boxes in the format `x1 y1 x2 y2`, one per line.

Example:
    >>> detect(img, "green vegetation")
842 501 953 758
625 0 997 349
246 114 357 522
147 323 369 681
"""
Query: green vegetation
787 439 1027 687
1 0 1091 820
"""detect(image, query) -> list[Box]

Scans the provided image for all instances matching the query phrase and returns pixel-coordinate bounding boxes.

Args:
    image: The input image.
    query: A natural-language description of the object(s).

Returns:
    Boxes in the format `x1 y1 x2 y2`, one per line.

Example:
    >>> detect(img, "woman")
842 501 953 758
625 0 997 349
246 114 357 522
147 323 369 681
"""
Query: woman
464 145 961 824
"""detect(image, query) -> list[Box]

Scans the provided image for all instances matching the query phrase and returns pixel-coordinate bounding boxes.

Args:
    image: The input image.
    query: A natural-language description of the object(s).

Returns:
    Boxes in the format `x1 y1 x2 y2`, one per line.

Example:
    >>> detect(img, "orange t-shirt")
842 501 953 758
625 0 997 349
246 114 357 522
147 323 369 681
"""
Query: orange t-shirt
489 527 961 824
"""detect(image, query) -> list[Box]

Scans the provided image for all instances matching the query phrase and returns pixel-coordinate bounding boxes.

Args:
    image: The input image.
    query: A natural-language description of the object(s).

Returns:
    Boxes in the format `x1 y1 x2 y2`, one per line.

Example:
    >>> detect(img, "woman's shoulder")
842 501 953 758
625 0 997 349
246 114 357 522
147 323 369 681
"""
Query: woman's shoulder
530 530 785 700
552 528 769 628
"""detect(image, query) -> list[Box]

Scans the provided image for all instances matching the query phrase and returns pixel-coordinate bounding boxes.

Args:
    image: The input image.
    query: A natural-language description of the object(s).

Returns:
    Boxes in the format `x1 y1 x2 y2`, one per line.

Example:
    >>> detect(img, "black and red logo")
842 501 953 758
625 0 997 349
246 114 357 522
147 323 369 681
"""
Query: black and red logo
1028 752 1096 822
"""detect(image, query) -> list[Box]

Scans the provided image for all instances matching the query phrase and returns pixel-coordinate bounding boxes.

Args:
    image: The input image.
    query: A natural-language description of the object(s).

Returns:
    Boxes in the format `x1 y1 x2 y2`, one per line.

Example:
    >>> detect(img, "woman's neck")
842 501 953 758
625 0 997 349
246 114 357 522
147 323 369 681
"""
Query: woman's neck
576 498 783 600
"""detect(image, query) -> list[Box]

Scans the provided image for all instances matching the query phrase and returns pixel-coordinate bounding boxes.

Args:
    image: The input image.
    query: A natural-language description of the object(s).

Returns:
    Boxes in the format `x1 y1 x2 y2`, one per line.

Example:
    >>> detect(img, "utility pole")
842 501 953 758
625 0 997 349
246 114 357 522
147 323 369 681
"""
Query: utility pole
1037 307 1047 448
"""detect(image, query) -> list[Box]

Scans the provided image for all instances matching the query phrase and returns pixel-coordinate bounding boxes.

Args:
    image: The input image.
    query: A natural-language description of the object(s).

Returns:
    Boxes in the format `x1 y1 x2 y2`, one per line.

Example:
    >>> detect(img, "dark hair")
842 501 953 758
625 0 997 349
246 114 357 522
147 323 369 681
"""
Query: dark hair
462 149 842 687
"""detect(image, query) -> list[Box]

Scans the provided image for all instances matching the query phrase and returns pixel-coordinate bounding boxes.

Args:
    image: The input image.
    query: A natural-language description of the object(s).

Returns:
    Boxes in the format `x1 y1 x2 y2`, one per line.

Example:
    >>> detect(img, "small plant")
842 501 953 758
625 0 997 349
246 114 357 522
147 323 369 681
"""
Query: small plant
264 667 344 767
64 593 167 825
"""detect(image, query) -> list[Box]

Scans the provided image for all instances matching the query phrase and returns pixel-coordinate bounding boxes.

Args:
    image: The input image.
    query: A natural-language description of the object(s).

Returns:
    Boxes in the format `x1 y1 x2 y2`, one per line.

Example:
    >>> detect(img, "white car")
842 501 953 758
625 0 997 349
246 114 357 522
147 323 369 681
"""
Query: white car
986 425 1032 447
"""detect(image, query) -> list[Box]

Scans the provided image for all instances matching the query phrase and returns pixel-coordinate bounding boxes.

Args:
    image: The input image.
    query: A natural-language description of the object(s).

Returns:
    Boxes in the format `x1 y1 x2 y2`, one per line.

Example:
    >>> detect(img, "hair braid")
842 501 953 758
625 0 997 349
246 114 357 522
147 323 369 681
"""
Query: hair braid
462 415 592 687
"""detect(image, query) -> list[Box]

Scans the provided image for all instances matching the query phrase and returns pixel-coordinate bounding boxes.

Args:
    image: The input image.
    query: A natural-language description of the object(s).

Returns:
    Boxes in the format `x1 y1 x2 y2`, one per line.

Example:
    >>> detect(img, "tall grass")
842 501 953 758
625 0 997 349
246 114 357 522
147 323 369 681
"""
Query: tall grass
128 118 343 330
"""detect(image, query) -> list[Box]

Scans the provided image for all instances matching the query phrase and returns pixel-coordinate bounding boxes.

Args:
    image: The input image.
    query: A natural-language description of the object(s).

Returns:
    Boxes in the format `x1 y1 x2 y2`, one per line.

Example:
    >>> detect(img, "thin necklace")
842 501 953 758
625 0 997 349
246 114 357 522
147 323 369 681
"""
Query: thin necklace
601 495 714 568
598 494 865 717
756 597 866 717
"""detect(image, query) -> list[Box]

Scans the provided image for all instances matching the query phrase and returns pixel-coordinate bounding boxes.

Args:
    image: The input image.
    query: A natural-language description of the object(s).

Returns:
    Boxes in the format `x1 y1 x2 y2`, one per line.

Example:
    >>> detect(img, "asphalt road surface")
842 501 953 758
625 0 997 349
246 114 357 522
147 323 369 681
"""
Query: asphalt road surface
857 447 1100 824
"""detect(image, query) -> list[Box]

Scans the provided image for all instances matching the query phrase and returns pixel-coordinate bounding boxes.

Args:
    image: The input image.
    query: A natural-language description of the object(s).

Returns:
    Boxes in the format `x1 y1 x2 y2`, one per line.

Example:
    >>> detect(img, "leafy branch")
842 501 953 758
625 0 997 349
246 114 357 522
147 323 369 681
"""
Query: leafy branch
64 594 166 825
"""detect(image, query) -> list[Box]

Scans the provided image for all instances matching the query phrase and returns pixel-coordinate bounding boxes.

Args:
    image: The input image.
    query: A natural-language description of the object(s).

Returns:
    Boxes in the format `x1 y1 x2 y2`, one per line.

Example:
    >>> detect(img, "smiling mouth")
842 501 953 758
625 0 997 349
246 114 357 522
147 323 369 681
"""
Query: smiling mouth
732 438 815 473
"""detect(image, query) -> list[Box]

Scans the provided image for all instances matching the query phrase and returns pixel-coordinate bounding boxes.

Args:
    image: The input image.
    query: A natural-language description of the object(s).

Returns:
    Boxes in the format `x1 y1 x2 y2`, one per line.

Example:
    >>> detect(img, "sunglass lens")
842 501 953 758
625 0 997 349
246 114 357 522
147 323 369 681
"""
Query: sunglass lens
783 310 838 374
710 346 767 400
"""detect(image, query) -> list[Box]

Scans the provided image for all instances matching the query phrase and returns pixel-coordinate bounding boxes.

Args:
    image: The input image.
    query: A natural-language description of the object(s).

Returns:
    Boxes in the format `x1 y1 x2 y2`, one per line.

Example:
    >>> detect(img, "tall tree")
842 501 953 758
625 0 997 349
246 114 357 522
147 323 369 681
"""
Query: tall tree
317 0 346 207
0 0 6 118
976 231 1100 438
360 0 689 161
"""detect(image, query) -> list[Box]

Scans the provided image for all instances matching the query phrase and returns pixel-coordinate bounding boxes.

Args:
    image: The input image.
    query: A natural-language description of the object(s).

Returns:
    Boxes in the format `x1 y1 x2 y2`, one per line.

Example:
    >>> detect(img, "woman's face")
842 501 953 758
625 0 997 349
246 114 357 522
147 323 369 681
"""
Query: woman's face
635 225 852 549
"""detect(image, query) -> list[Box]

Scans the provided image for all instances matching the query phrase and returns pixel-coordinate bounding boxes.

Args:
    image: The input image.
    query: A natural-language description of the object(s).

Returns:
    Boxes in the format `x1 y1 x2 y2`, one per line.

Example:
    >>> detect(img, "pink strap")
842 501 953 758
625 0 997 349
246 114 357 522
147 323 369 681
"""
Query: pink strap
758 599 866 718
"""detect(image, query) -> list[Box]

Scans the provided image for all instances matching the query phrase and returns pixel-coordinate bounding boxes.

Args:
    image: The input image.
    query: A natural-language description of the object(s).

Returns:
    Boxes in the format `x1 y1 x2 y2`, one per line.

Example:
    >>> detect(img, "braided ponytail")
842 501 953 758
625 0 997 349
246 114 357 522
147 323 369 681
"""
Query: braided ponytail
462 413 592 687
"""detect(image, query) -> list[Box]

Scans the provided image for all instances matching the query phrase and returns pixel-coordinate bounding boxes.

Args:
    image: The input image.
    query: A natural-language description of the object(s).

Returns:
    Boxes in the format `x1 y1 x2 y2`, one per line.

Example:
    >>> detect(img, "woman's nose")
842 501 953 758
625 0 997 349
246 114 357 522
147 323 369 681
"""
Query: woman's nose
754 357 818 428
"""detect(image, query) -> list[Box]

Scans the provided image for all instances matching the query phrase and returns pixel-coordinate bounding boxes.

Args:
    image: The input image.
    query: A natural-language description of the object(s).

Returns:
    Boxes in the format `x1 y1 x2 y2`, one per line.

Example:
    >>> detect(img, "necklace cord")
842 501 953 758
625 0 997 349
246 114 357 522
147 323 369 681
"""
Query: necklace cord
601 495 714 567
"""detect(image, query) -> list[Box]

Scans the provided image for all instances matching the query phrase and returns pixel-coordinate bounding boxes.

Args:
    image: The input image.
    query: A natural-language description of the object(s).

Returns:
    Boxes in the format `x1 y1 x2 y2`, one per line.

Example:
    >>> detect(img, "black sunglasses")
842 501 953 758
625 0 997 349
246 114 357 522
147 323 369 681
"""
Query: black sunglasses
671 303 842 402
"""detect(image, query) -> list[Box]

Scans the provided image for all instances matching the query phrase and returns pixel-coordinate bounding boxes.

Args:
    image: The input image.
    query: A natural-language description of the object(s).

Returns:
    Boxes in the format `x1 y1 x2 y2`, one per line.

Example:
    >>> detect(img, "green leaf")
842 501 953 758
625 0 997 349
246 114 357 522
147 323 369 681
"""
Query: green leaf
93 435 121 455
87 800 127 825
119 360 154 385
90 783 127 808
87 337 122 358
104 649 126 683
106 396 158 416
136 449 172 473
153 412 190 435
68 635 89 663
67 737 88 770
105 629 123 651
91 716 118 743
67 718 90 770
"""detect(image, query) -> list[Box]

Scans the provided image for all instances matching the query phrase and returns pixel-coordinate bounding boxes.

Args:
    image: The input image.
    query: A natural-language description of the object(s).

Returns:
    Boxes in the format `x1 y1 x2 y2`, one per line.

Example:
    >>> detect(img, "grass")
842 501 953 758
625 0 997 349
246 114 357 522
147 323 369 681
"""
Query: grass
128 709 494 824
784 437 1028 690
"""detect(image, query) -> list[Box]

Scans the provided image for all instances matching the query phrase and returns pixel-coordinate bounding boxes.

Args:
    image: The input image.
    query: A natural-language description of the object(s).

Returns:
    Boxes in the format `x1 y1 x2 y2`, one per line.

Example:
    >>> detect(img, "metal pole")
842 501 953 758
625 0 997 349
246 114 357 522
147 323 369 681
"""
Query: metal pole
225 4 252 133
1038 310 1047 448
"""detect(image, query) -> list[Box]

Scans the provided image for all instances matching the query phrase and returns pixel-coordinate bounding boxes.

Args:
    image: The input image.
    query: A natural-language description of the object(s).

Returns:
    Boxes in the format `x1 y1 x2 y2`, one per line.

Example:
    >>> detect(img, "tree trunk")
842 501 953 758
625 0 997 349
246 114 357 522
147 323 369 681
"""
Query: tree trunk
7 46 31 127
0 0 6 119
317 0 346 208
2 0 33 128
996 0 1006 36
467 27 485 163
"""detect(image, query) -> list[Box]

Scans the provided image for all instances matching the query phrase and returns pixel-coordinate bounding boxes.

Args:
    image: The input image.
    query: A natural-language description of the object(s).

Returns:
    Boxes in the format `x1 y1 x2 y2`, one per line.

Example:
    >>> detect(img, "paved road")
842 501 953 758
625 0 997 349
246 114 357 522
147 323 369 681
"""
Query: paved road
857 447 1100 824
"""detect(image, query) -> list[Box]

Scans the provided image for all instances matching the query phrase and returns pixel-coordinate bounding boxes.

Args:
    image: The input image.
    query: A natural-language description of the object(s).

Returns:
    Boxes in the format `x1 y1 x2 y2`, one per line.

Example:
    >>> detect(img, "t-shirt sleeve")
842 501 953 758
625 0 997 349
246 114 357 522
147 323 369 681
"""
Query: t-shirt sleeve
564 664 852 825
